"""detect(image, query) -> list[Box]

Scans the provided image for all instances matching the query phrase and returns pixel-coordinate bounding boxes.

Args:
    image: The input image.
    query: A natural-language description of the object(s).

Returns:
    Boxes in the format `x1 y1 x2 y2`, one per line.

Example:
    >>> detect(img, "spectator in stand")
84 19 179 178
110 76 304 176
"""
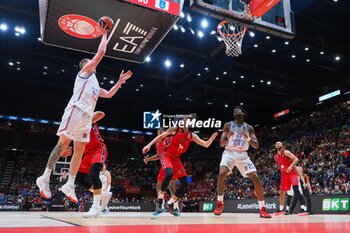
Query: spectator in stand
332 185 343 195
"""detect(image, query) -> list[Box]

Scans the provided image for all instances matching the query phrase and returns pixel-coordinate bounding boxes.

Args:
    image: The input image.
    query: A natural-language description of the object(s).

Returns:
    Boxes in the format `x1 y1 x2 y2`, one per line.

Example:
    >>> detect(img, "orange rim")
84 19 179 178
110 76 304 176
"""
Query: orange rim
217 20 247 37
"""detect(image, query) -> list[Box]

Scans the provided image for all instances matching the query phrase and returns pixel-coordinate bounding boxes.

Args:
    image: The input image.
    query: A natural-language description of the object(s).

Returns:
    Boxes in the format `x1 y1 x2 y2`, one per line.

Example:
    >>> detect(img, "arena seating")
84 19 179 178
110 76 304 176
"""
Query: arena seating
0 101 349 210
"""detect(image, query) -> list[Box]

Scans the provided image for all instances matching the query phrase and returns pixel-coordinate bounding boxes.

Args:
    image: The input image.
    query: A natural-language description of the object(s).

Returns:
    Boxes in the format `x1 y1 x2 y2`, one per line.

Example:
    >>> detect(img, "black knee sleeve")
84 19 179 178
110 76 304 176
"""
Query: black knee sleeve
160 168 174 192
292 185 306 206
76 172 92 189
175 176 188 198
89 163 103 190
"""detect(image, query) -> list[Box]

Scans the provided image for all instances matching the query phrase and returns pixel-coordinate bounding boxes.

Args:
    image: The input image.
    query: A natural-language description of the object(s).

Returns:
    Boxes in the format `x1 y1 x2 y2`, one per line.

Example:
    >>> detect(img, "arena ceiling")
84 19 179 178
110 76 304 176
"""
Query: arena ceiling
0 0 349 128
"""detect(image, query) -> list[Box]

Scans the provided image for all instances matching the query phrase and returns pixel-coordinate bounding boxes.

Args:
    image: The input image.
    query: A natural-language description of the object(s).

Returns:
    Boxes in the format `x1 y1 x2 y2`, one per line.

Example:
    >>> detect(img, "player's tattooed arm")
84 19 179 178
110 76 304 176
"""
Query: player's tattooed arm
46 143 66 170
142 128 176 154
219 122 230 147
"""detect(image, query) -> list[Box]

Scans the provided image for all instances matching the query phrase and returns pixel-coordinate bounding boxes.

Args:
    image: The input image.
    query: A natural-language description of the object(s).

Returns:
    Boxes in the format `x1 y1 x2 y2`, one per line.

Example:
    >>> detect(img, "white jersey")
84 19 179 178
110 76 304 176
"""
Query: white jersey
227 121 250 148
220 121 256 177
224 121 250 158
66 72 100 117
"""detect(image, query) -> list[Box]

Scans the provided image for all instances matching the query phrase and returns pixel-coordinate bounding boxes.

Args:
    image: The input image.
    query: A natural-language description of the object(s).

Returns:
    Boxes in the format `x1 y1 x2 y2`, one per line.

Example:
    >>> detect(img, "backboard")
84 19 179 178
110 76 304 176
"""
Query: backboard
39 0 184 63
190 0 295 39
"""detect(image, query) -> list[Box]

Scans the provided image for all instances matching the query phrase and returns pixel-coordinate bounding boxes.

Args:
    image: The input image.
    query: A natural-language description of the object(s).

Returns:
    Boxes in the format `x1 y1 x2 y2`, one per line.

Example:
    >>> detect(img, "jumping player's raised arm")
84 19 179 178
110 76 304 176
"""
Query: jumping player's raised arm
99 70 133 99
142 127 177 154
243 126 259 149
283 150 299 173
219 123 230 147
92 111 105 124
80 31 108 76
192 132 218 148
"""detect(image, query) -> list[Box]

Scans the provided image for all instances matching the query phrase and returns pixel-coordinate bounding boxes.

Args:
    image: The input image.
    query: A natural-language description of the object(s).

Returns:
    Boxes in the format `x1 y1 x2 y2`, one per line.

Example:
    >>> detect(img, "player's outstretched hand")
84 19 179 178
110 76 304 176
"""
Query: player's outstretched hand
118 70 133 84
143 157 149 164
142 145 150 154
210 132 219 141
205 132 218 147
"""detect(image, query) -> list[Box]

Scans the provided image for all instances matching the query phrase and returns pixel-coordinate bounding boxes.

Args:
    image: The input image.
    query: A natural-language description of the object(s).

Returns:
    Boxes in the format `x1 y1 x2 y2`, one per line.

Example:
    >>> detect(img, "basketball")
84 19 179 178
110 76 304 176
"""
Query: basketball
98 16 114 31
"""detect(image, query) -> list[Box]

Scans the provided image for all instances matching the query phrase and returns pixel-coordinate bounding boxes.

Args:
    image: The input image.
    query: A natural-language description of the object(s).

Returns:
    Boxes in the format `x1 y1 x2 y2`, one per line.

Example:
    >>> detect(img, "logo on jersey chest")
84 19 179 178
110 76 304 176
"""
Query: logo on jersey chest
177 136 189 150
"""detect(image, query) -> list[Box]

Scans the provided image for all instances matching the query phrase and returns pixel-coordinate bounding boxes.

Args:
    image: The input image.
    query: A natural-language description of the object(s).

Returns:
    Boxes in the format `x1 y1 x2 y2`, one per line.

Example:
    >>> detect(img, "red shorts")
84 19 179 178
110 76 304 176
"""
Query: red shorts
280 172 299 191
78 147 108 174
159 152 187 180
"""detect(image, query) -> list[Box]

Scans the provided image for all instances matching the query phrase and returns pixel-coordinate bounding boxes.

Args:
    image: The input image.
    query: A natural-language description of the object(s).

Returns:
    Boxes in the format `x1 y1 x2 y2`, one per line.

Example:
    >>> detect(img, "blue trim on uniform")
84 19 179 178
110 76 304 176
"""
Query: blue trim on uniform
78 72 94 80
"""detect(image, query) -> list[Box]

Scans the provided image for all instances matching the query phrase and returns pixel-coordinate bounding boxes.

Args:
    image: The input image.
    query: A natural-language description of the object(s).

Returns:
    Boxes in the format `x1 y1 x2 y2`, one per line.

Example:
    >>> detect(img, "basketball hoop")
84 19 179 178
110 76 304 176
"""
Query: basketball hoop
217 20 247 57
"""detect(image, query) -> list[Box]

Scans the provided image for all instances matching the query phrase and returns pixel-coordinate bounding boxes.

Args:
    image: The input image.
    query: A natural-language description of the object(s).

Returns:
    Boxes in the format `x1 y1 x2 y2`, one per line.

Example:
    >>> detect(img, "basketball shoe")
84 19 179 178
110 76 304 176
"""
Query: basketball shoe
36 176 51 199
60 183 78 203
214 201 224 215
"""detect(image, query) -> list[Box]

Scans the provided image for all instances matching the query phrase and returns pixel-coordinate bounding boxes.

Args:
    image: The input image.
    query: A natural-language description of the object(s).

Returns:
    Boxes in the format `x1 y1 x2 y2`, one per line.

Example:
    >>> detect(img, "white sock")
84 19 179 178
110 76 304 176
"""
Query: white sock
93 194 101 207
174 201 179 210
167 197 177 205
218 195 224 202
258 201 265 209
286 206 290 211
68 175 76 185
301 205 307 211
42 168 52 180
158 192 164 199
279 205 284 211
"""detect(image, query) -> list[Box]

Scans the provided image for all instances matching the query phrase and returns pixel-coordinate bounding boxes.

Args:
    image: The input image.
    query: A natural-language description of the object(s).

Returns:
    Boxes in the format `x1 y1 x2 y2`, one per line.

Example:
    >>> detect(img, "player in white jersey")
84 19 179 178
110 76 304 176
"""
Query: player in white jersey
214 106 271 218
36 24 133 203
100 164 112 214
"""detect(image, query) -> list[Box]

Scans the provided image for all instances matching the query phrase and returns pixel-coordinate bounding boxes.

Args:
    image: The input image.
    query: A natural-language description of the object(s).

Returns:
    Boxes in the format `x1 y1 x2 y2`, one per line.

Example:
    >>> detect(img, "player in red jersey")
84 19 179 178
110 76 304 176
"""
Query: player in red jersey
275 141 307 216
143 123 218 216
143 128 179 215
74 111 108 218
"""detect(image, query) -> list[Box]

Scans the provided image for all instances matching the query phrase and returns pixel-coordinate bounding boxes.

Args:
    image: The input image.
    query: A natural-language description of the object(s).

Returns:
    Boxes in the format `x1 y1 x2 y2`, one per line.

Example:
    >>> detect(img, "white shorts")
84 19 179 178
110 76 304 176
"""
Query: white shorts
220 150 257 178
287 178 303 196
57 105 92 142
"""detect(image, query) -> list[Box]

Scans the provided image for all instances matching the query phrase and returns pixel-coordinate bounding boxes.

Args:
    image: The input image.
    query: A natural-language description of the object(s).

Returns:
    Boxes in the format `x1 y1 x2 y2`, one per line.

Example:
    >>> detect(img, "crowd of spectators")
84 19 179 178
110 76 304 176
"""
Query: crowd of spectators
0 100 349 211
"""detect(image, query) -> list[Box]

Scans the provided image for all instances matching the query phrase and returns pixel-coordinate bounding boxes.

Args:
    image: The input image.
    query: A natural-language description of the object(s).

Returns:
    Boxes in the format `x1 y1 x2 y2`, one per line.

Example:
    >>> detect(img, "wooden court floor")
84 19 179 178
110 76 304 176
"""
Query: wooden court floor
0 212 349 233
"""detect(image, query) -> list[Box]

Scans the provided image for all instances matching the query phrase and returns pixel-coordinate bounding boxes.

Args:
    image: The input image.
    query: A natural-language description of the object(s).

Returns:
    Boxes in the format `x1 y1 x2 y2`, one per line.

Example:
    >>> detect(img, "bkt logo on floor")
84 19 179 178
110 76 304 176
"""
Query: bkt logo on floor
143 110 162 129
322 198 349 211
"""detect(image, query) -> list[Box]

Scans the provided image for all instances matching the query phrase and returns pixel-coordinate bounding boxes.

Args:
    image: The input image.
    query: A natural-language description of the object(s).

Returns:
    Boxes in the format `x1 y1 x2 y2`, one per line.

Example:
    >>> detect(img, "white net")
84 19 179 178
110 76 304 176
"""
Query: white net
217 20 247 57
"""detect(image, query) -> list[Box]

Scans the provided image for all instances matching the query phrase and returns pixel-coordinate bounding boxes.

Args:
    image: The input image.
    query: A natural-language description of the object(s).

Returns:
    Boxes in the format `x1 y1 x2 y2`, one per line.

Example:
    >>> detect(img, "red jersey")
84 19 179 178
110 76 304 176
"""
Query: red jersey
164 128 193 157
156 137 170 155
84 123 106 153
275 150 296 174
